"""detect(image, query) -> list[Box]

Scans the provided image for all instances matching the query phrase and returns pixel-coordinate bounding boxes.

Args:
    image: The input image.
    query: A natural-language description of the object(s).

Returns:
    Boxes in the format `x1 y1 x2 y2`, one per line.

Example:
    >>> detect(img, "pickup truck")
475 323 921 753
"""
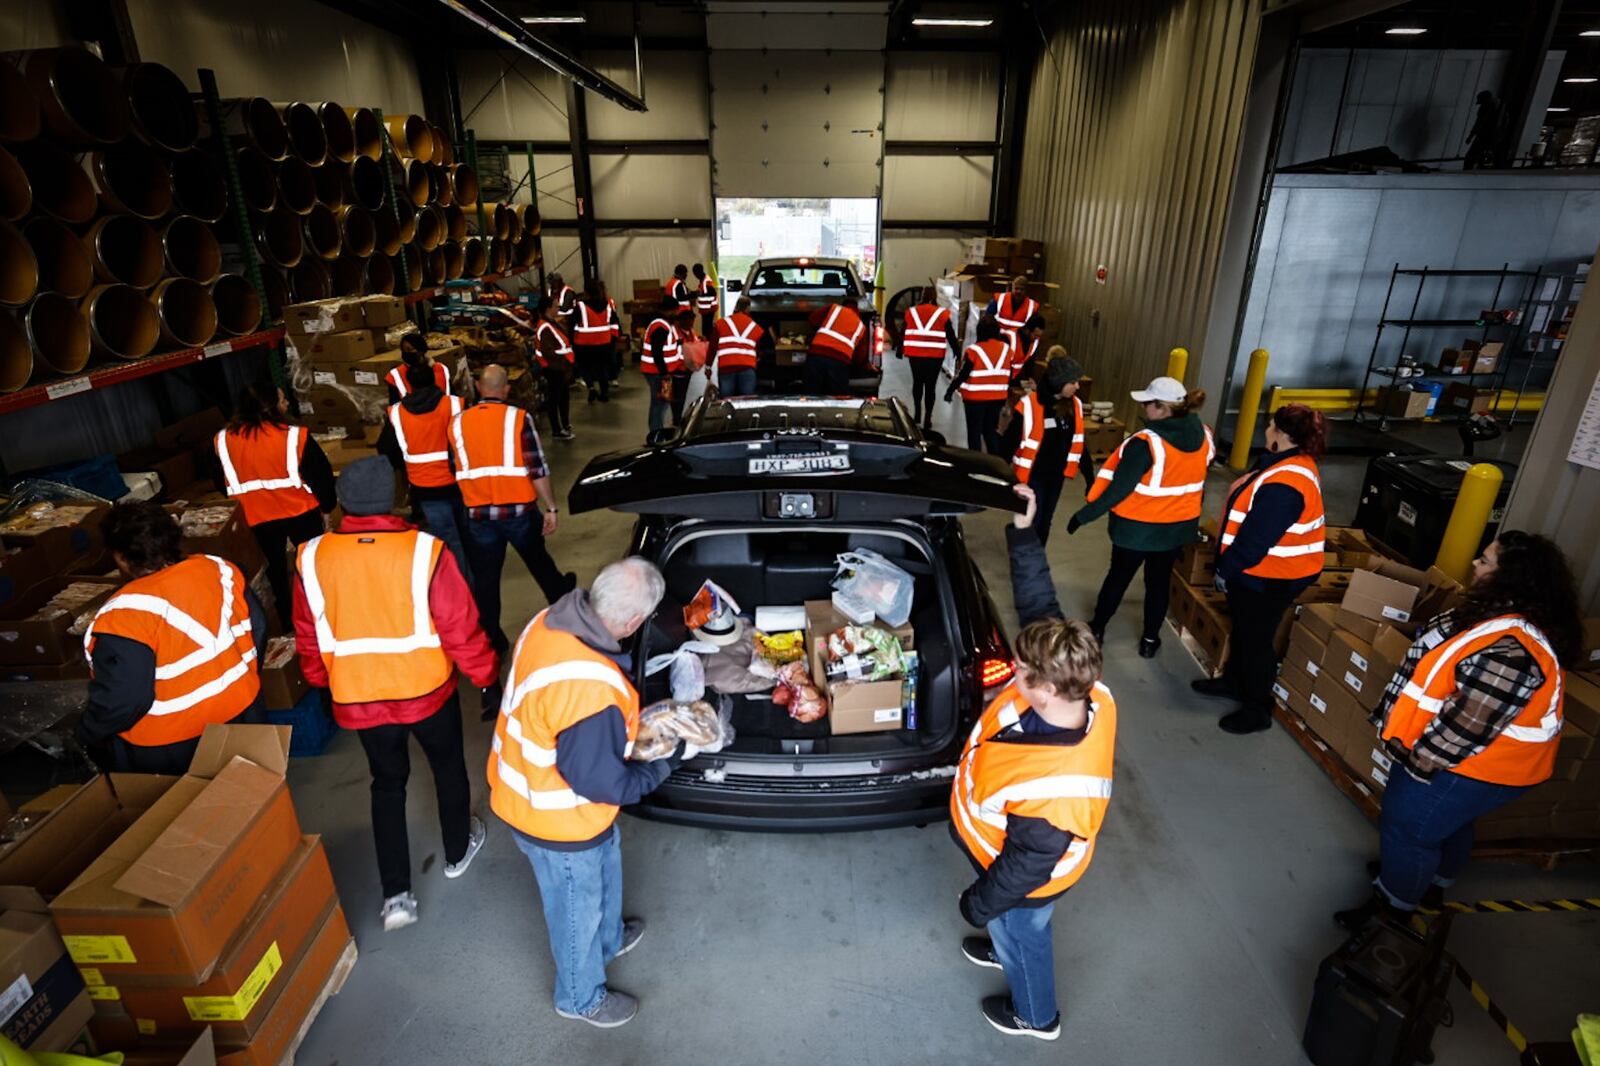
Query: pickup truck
725 256 884 395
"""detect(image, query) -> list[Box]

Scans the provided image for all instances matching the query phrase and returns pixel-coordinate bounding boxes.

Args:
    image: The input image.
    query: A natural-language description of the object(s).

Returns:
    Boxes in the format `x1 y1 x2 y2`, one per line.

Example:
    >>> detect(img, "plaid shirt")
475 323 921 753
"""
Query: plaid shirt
1375 609 1546 780
466 397 550 521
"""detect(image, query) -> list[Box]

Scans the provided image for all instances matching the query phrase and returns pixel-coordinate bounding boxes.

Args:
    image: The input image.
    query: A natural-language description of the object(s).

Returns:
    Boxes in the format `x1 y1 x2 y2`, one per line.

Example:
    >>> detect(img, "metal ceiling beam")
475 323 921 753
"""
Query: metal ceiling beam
433 0 648 110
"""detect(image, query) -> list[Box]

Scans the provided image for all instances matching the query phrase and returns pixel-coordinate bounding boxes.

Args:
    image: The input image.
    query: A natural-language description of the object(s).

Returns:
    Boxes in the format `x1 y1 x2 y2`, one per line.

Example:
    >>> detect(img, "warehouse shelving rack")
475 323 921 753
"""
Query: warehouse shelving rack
1353 264 1538 430
1504 266 1588 427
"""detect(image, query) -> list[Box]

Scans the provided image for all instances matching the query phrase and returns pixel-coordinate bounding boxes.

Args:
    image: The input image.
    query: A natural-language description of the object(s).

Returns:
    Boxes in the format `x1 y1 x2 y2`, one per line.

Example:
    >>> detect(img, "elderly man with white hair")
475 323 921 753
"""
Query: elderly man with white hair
487 556 688 1029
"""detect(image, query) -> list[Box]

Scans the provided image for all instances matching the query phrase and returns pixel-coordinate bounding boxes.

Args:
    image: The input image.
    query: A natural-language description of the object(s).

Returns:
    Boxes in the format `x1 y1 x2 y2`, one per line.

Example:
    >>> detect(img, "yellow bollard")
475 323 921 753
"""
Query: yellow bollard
1167 346 1188 383
874 268 887 318
1435 463 1504 583
1228 348 1270 470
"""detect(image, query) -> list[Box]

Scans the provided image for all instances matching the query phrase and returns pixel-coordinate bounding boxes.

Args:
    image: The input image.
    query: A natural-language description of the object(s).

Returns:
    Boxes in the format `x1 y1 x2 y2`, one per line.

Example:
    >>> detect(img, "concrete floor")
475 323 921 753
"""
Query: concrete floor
290 358 1599 1066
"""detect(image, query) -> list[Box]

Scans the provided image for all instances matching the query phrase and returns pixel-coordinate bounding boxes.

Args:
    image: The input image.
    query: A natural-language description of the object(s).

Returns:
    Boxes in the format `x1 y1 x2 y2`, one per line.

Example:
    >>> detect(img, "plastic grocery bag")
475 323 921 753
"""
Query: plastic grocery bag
644 640 718 701
833 549 915 628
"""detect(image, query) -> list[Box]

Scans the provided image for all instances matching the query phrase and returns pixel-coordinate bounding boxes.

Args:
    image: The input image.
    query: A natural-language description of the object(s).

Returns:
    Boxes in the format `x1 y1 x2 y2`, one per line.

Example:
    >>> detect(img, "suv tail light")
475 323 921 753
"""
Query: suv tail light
979 657 1014 689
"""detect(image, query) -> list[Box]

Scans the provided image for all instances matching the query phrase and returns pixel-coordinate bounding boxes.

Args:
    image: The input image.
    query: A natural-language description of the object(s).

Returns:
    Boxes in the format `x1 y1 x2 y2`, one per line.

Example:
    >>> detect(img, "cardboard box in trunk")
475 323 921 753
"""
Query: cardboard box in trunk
805 601 914 735
50 726 302 984
0 909 94 1054
0 575 122 667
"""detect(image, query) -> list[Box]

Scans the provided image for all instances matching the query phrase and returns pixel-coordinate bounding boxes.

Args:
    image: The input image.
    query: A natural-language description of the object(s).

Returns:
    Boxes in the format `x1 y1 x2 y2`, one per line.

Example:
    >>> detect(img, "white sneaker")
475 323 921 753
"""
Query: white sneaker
445 817 486 879
381 892 419 931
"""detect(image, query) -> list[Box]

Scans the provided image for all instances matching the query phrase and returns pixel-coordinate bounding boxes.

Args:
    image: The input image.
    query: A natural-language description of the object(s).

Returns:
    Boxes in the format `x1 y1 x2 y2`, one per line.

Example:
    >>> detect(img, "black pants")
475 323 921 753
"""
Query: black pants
1224 579 1307 715
963 400 1004 455
803 354 851 396
544 361 573 433
250 508 325 629
1031 470 1066 546
466 511 573 650
575 344 612 401
356 694 472 899
700 311 716 339
1090 544 1179 641
907 358 941 424
94 697 265 774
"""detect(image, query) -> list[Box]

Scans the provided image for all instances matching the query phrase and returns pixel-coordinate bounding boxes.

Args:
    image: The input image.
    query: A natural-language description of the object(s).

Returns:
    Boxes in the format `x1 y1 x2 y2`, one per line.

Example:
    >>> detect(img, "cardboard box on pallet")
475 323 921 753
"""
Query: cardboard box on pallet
359 296 406 330
281 300 363 337
116 1030 216 1066
167 503 266 578
1176 541 1215 585
0 909 94 1055
50 726 302 985
292 329 382 365
0 575 122 667
1325 625 1411 712
1562 671 1600 737
213 909 354 1066
0 503 110 577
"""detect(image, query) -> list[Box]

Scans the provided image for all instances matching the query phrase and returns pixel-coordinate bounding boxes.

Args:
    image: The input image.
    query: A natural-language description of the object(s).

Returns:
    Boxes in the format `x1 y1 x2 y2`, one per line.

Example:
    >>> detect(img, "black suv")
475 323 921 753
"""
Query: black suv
569 396 1022 831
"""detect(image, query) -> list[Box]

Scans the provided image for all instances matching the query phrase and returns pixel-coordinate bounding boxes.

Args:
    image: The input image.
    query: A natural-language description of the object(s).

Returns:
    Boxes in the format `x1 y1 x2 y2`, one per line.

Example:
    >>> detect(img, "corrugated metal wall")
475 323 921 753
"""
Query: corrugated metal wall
1014 0 1262 421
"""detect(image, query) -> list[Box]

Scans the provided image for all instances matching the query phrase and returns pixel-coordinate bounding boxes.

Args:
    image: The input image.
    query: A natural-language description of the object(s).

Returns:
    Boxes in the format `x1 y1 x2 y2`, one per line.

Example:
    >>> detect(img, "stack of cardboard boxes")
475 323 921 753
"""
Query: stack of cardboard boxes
936 236 1063 349
0 726 354 1063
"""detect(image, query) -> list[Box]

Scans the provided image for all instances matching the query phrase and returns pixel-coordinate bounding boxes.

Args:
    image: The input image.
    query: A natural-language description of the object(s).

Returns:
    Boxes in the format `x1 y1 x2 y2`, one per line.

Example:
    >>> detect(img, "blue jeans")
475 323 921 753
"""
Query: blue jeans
718 368 757 397
465 511 570 649
512 827 624 1017
1376 766 1529 909
418 496 473 586
987 902 1057 1028
646 373 690 433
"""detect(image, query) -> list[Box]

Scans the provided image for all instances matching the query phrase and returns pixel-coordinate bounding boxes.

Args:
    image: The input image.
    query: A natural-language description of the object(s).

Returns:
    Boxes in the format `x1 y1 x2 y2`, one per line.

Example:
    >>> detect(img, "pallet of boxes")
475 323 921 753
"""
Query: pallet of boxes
935 237 1062 354
0 726 355 1063
442 325 532 408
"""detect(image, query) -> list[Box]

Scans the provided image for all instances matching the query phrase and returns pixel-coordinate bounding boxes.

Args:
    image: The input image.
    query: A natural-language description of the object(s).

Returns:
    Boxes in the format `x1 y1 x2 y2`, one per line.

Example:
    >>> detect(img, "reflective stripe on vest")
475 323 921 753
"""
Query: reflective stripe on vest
451 402 536 508
1064 395 1084 479
214 425 316 526
812 305 864 362
1012 393 1040 480
959 341 1012 402
1218 457 1326 579
389 395 463 487
1381 616 1563 786
1087 425 1214 522
902 304 950 358
573 301 614 342
669 279 691 309
536 320 574 365
950 681 1117 897
85 555 259 744
386 361 451 398
695 278 717 312
298 530 451 704
642 319 684 374
714 314 761 369
489 611 642 841
995 293 1038 330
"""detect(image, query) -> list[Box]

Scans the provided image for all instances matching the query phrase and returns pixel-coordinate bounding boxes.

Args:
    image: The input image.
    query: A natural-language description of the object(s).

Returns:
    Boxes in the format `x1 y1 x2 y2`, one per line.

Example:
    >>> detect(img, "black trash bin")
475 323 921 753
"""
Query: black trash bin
1354 455 1516 569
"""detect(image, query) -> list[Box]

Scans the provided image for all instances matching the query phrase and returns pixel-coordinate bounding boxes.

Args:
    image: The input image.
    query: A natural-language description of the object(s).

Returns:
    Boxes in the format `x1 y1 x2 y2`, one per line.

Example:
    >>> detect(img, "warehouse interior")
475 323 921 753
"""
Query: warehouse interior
2 0 1600 1063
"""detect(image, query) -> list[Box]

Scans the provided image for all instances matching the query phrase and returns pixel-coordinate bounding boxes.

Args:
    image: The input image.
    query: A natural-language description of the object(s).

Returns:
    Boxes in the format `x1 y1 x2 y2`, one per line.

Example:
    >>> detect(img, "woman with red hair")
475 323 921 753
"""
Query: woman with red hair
1193 404 1329 734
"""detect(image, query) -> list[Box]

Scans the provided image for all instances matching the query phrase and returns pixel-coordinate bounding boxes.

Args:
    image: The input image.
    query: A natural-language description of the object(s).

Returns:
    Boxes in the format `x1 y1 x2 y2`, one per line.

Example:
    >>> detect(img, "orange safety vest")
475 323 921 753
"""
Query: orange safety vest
994 292 1038 330
713 313 762 371
85 555 260 747
1007 334 1039 379
297 528 452 704
641 318 684 374
1086 424 1214 523
214 424 318 526
551 284 574 315
902 304 950 359
1012 393 1084 484
810 305 864 363
451 401 537 509
572 300 616 346
951 680 1117 899
695 277 717 313
488 609 642 842
388 394 464 488
1218 455 1326 580
667 278 691 310
958 339 1013 403
386 360 451 398
535 320 574 368
1381 615 1564 787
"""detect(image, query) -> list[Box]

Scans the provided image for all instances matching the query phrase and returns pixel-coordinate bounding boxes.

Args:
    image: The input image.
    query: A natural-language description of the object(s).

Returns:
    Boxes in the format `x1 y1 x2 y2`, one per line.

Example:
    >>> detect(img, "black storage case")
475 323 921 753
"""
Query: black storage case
1354 455 1516 568
1303 913 1454 1066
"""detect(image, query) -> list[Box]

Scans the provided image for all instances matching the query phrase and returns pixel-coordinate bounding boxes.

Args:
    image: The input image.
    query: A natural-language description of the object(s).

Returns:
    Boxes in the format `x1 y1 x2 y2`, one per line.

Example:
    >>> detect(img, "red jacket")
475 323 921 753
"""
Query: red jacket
293 514 498 729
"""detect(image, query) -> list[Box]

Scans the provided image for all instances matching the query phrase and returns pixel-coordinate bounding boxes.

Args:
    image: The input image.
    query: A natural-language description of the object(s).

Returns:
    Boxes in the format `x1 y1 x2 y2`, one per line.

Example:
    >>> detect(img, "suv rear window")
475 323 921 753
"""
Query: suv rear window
748 266 859 295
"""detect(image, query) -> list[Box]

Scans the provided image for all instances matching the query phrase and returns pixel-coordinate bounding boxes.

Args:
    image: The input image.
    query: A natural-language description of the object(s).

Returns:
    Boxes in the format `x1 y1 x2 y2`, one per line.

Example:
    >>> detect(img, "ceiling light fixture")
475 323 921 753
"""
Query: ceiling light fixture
1583 30 1600 37
912 17 995 27
1548 106 1572 112
1564 76 1598 83
520 14 586 23
1385 27 1427 35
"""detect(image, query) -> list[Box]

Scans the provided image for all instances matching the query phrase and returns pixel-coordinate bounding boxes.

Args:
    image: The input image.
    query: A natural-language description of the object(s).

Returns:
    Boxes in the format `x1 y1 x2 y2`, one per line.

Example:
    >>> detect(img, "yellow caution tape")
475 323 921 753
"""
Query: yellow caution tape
63 935 136 965
182 942 282 1022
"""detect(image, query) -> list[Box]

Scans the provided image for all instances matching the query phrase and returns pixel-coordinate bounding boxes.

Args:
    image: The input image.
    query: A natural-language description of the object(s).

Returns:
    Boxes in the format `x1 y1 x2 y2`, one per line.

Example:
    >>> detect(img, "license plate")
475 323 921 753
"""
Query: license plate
748 454 850 474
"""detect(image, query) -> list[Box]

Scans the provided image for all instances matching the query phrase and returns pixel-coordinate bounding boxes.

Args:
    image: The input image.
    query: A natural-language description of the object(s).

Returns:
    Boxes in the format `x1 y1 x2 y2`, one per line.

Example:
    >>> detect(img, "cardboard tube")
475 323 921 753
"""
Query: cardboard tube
318 101 355 165
0 146 31 222
19 47 130 144
394 198 417 244
431 163 452 207
364 253 395 296
396 244 422 291
90 141 174 219
0 310 30 390
121 62 197 152
84 215 161 288
449 164 478 209
512 231 538 269
290 258 330 302
444 204 466 243
236 146 278 213
462 236 487 278
440 240 463 281
162 215 222 284
516 203 540 237
492 203 513 242
503 207 522 243
385 114 432 162
254 207 304 268
22 217 92 299
345 107 382 161
24 292 88 374
373 206 401 257
303 203 340 261
84 282 158 359
209 274 262 336
276 102 327 167
345 156 385 212
329 254 365 297
422 245 445 286
276 155 318 215
338 205 375 258
240 98 288 160
15 142 96 223
259 266 288 319
0 60 41 143
429 123 454 165
150 276 217 348
414 205 443 252
403 158 432 208
170 149 228 223
313 160 345 209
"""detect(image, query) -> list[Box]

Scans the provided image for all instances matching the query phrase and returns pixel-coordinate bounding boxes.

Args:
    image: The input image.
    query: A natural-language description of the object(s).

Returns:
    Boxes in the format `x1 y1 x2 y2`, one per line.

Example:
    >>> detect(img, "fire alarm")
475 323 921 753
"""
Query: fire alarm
1095 264 1108 285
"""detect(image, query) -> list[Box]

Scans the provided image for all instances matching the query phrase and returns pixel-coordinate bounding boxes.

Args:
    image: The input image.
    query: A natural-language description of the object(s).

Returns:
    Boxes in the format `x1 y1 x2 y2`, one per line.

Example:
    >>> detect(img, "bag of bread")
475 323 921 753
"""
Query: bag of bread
631 698 729 761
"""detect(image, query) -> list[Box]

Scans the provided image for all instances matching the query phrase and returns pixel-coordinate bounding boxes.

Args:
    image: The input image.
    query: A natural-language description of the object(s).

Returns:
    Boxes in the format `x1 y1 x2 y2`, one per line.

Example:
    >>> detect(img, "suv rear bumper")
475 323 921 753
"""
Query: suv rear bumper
628 766 954 833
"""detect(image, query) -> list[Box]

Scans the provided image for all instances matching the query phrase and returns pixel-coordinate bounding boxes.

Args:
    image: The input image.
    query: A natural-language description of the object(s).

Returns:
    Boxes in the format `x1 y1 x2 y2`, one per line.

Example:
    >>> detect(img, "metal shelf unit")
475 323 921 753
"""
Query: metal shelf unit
1505 266 1588 426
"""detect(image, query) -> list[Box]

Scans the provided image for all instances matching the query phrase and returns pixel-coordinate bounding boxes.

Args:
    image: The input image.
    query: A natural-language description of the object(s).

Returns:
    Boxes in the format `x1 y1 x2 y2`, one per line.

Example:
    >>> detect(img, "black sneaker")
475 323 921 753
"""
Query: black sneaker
1089 626 1105 648
980 995 1060 1041
588 389 598 405
961 937 1002 969
1190 677 1238 699
1138 636 1160 659
1219 708 1271 734
1334 889 1409 932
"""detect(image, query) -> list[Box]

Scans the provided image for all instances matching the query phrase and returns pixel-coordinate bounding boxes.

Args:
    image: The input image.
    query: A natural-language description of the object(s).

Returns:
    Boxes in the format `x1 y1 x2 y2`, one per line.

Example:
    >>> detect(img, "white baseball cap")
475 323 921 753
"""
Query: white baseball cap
1130 376 1187 405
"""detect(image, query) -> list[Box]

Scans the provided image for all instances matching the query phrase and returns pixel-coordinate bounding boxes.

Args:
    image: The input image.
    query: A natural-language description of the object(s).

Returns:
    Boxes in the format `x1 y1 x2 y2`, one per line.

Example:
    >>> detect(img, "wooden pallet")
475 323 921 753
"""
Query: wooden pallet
1166 618 1223 679
278 939 358 1066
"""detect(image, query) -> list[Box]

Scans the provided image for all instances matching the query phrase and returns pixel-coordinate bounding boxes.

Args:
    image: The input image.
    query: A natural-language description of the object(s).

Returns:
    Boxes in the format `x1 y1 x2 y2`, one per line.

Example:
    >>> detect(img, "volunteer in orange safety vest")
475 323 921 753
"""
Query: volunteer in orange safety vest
294 456 498 932
385 333 451 403
490 557 689 1029
643 299 694 433
949 483 1115 1041
900 286 958 428
945 316 1013 455
1001 351 1088 546
1069 375 1214 659
213 382 336 628
377 362 474 585
708 295 765 397
1333 531 1581 926
79 502 267 774
572 277 621 405
1193 404 1328 735
535 297 576 441
692 262 718 338
805 296 865 397
666 263 692 312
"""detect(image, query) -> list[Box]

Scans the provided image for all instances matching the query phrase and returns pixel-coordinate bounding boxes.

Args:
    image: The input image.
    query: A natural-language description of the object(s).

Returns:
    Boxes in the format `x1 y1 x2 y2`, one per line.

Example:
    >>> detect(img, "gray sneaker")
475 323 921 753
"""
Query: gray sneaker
445 817 486 879
557 989 639 1028
381 892 418 931
615 918 645 957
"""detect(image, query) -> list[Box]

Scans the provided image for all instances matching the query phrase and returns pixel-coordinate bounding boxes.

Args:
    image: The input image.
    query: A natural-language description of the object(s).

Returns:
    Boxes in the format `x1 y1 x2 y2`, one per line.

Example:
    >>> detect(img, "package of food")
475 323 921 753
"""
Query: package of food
753 629 807 667
631 699 728 761
833 549 915 628
643 641 717 702
824 625 906 682
178 505 234 538
772 660 827 723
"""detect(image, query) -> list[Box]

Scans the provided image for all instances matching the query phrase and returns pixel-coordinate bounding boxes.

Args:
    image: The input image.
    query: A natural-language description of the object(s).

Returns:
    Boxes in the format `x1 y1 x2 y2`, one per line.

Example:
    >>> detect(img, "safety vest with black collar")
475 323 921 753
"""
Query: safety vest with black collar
642 318 684 375
551 284 575 316
388 394 464 488
386 361 451 399
902 304 951 359
810 304 865 363
1012 392 1084 484
713 313 763 371
958 339 1013 403
1218 453 1326 580
1086 423 1215 523
667 277 691 311
535 320 573 368
214 424 318 526
573 300 618 347
451 401 536 508
695 277 718 313
994 292 1038 331
1007 333 1039 379
85 555 260 747
951 680 1117 899
1381 615 1564 787
488 608 642 843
